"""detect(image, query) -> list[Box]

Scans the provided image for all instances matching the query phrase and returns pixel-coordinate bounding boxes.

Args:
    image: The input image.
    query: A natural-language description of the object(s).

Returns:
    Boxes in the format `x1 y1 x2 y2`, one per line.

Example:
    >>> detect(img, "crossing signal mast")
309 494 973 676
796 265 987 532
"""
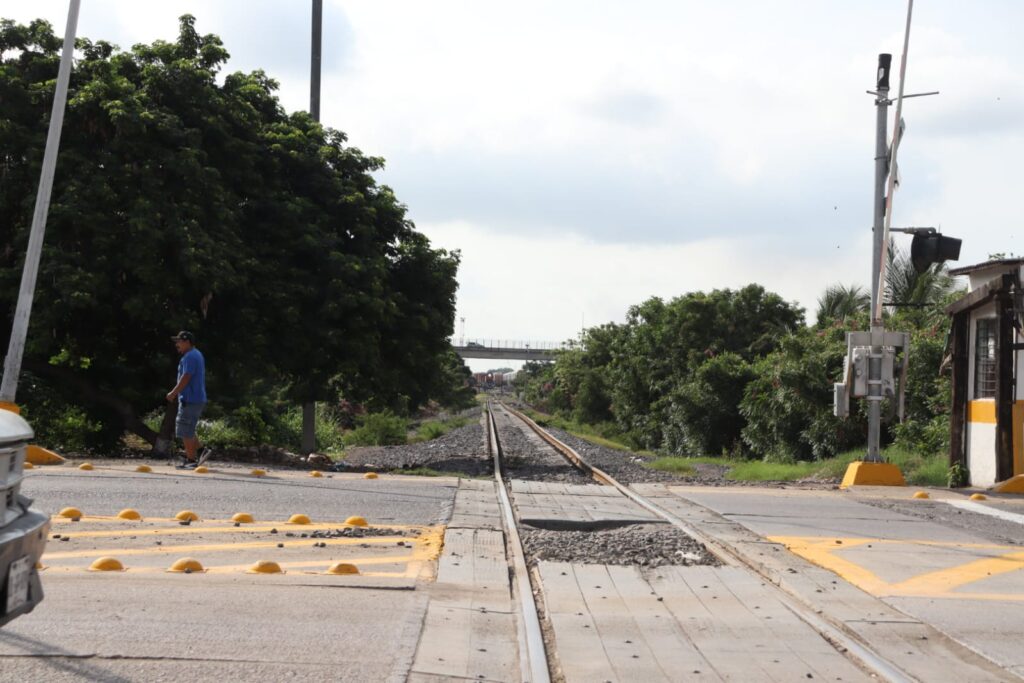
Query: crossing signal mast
833 0 961 486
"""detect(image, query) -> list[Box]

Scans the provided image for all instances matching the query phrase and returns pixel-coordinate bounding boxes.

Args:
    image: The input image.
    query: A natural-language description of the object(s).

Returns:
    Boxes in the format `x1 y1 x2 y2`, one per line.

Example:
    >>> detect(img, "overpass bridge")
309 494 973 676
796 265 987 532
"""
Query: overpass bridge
453 339 566 361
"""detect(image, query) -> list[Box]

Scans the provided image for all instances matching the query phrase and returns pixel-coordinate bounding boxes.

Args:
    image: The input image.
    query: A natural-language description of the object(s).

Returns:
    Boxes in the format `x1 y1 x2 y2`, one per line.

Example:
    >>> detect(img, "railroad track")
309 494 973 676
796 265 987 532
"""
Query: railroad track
485 401 913 683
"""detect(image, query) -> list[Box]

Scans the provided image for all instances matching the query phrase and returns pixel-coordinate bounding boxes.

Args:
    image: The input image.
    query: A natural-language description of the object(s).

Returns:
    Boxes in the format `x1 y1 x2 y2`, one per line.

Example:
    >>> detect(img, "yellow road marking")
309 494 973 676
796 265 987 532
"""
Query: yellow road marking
770 535 1024 601
48 523 431 540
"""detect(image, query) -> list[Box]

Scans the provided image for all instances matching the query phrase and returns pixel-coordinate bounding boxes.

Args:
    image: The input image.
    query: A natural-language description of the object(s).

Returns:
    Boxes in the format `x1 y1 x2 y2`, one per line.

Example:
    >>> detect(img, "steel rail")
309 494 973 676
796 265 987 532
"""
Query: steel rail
497 402 913 683
486 404 551 683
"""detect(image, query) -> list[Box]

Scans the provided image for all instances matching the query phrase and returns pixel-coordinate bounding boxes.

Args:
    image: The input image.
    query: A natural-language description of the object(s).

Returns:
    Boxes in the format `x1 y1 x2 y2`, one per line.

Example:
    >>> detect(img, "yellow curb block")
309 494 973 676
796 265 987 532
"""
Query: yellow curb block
326 562 360 575
363 472 378 479
912 491 930 499
345 516 368 527
89 557 125 572
175 510 199 522
26 444 66 465
58 507 83 519
839 461 906 488
251 469 267 477
135 465 152 473
992 474 1024 494
231 512 255 524
310 470 323 478
78 463 94 471
117 509 142 521
167 557 205 573
287 513 311 525
194 465 209 474
970 493 988 501
23 462 34 470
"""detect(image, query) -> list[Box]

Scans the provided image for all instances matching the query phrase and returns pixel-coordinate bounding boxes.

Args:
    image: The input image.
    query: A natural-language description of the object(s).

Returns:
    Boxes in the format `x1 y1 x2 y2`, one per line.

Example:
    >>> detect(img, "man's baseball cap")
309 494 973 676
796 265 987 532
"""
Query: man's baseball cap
171 331 196 343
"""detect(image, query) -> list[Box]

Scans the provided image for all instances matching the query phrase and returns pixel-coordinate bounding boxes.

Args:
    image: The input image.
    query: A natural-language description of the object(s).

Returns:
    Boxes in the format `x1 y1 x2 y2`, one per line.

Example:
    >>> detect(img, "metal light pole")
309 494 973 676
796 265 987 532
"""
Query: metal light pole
1 0 81 406
865 53 892 463
301 0 324 455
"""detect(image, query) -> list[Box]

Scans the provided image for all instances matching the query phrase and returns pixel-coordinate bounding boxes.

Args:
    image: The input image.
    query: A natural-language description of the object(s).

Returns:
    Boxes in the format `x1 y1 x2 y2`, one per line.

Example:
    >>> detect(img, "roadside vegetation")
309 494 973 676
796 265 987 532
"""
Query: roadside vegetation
515 251 963 486
2 17 477 455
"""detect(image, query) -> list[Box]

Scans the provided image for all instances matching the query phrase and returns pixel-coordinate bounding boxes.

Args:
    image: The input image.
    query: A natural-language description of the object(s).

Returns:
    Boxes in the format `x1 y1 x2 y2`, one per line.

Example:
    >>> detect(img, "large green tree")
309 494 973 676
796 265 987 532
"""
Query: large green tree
0 16 460 449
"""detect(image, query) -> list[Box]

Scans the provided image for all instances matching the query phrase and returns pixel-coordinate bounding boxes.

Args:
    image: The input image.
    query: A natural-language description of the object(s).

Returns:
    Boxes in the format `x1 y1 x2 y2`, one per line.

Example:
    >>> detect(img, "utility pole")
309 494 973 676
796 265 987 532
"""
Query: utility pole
865 53 892 463
0 0 81 407
302 0 323 455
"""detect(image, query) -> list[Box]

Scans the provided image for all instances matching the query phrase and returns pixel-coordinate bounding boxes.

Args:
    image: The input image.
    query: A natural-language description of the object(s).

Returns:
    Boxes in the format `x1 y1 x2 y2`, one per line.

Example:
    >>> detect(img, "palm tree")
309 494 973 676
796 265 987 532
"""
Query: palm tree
816 283 870 326
884 238 956 307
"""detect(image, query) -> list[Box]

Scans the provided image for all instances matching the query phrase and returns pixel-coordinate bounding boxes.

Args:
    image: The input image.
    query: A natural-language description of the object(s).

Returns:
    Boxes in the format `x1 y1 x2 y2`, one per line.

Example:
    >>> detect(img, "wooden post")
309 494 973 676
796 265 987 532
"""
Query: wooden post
949 311 969 477
995 292 1015 481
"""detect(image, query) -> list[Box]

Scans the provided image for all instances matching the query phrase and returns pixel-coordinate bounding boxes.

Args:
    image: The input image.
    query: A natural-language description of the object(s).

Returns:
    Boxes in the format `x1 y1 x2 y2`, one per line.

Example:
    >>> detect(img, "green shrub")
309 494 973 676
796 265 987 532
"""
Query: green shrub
663 353 755 457
27 403 103 453
344 411 408 446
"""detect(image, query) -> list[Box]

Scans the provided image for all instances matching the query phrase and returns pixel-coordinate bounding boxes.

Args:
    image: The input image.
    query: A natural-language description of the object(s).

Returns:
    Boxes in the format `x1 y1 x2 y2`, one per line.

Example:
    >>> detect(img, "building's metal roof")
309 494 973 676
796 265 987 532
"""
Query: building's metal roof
948 258 1024 277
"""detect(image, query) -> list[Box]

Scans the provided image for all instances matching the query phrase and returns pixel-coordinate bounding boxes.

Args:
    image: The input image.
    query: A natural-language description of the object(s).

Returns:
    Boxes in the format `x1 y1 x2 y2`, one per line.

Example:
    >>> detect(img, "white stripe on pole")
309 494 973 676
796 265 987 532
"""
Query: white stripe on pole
873 0 915 322
0 0 82 402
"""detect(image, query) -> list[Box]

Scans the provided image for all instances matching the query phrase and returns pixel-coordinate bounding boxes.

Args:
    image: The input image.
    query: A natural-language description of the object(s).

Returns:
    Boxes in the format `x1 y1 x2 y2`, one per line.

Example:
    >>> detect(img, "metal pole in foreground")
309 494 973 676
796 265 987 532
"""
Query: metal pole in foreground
301 0 323 454
0 0 81 404
865 53 891 463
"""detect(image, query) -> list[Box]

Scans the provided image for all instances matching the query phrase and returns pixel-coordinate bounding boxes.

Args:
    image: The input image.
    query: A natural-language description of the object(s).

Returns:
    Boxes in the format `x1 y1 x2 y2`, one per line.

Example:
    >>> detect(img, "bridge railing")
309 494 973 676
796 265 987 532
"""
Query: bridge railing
453 338 570 351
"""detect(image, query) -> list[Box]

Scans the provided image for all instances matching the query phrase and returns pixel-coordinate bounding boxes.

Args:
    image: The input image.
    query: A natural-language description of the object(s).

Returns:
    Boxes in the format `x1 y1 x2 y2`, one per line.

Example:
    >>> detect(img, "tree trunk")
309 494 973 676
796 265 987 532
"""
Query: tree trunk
302 401 316 454
22 359 160 446
152 400 178 456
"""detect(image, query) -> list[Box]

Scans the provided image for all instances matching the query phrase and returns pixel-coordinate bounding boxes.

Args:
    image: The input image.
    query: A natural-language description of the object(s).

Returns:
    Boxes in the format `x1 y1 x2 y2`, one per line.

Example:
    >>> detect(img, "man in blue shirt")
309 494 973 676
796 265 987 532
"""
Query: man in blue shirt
166 331 211 469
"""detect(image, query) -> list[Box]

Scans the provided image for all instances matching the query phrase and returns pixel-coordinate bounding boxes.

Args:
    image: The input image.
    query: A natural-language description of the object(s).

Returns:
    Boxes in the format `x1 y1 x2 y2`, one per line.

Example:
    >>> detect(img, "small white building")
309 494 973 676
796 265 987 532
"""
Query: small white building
946 259 1023 487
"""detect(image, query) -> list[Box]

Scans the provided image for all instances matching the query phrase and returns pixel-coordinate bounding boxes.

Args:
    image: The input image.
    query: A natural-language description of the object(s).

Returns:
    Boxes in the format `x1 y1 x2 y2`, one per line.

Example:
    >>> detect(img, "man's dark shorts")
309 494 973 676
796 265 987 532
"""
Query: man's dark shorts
176 402 206 439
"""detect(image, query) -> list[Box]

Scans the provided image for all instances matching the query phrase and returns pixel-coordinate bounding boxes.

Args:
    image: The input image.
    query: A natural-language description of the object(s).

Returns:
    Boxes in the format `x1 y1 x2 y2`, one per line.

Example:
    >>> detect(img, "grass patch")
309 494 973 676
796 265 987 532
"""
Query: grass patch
647 457 695 474
522 408 656 457
391 467 478 479
409 417 469 443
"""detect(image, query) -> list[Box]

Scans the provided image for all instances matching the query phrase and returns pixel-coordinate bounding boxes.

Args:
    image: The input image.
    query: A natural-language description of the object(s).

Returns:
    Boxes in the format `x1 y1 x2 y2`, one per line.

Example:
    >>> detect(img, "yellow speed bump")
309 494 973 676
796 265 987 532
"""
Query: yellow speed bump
23 462 34 470
167 557 205 573
135 464 152 473
58 507 83 519
247 560 284 574
363 472 378 479
231 512 255 524
287 513 311 525
117 509 142 521
194 465 209 474
89 557 125 572
344 516 368 528
912 491 930 499
250 468 266 477
326 562 360 575
175 510 199 522
26 444 66 465
310 470 323 478
78 463 94 471
970 493 988 501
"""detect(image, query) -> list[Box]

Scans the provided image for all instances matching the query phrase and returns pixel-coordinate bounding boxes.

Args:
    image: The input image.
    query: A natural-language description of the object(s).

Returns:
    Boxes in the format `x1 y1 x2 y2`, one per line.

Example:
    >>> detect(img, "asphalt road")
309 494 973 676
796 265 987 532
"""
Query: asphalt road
2 462 460 682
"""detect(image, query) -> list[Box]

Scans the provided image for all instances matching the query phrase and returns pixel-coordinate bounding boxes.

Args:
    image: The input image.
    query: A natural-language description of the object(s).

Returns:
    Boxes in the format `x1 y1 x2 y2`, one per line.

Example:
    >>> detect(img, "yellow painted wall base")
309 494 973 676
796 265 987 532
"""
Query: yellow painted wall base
840 461 906 489
992 474 1024 494
26 444 66 465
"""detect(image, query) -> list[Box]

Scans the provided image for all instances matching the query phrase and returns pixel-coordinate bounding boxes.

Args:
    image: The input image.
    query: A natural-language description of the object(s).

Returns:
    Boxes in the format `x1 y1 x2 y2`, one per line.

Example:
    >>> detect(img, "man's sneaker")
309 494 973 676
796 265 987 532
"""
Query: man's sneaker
197 447 212 467
175 457 197 470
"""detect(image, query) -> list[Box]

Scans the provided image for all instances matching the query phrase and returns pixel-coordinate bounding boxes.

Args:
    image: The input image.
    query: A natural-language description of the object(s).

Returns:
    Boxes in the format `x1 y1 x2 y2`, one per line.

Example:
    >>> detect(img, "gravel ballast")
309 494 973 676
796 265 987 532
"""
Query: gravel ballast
521 523 719 567
341 418 492 477
493 408 592 484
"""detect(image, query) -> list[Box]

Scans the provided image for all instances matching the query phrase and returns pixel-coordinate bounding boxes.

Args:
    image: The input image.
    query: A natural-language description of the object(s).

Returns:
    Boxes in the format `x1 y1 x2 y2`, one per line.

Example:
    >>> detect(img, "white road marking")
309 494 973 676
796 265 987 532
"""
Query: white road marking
945 499 1024 526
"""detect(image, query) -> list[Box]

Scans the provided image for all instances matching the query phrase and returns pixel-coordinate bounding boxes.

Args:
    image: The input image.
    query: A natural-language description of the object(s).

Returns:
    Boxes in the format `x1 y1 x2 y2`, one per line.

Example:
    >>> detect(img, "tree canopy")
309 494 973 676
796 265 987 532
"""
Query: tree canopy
0 16 461 447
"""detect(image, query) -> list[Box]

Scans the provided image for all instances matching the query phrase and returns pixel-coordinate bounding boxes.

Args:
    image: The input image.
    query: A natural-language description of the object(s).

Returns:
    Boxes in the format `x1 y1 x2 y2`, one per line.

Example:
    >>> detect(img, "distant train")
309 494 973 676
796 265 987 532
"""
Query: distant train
472 370 519 388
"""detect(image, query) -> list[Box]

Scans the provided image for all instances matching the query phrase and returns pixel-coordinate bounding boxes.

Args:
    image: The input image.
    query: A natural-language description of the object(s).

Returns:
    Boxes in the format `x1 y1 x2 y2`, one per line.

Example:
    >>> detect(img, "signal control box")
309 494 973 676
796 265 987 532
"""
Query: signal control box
834 329 909 420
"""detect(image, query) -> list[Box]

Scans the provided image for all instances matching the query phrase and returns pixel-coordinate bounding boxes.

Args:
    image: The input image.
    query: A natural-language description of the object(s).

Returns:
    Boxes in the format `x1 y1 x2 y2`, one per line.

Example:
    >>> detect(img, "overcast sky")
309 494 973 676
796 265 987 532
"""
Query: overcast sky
8 2 1024 370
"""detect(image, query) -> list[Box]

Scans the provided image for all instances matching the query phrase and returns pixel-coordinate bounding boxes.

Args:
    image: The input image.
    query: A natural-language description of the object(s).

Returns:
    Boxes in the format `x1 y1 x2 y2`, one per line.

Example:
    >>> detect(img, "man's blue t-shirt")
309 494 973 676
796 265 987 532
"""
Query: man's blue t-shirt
177 348 207 404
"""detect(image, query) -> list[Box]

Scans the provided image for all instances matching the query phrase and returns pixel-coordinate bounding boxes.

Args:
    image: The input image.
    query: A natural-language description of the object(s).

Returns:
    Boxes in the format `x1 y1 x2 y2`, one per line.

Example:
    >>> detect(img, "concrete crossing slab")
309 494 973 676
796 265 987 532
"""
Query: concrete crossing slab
509 480 663 529
538 561 872 683
652 484 1022 680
